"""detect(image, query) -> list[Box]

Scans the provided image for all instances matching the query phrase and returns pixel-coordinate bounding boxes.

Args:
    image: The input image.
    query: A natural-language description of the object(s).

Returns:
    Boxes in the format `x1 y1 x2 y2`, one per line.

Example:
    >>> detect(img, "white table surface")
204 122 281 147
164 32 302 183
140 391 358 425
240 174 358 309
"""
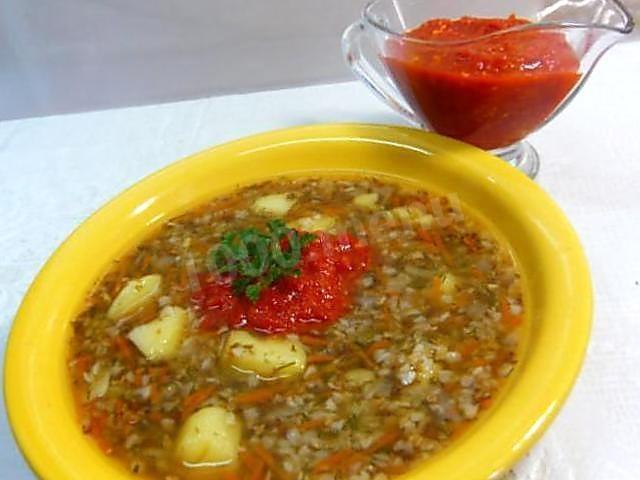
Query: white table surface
1 40 639 479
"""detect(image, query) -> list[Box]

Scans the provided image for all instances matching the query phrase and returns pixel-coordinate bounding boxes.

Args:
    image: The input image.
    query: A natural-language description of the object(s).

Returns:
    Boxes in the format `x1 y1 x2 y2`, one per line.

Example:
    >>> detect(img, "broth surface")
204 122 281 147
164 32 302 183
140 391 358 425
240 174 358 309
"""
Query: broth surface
69 177 523 480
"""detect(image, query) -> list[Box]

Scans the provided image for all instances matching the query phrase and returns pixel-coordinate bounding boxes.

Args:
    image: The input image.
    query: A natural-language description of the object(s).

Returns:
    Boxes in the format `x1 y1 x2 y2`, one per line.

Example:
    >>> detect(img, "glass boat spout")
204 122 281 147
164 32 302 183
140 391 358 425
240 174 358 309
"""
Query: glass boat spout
538 0 634 33
537 0 635 71
526 0 635 141
342 0 635 178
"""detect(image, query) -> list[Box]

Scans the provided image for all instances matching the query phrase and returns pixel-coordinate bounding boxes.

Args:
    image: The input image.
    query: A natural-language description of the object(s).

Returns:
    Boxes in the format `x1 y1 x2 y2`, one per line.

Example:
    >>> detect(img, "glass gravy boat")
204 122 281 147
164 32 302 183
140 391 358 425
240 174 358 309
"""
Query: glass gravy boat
343 0 635 177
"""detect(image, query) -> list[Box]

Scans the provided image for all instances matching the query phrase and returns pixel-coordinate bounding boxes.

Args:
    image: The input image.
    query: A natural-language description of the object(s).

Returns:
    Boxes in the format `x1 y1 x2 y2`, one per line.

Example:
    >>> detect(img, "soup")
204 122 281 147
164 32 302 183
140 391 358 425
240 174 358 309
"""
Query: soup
69 177 524 480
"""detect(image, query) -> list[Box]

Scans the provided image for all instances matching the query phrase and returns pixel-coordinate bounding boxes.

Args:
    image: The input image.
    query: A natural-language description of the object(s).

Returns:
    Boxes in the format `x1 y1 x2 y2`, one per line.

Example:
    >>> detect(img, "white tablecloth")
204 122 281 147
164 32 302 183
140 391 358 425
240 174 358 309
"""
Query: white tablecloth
1 40 639 479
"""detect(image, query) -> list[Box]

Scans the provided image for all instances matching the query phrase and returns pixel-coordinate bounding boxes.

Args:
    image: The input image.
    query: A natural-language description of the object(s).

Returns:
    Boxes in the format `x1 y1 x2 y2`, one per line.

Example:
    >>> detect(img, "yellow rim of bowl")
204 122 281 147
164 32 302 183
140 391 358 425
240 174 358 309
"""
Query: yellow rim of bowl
4 124 592 480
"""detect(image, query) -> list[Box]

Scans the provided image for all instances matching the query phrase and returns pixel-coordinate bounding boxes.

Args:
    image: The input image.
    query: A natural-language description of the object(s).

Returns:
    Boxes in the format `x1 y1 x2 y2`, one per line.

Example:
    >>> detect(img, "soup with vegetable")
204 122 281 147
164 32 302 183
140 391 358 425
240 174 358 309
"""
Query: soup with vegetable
69 176 524 480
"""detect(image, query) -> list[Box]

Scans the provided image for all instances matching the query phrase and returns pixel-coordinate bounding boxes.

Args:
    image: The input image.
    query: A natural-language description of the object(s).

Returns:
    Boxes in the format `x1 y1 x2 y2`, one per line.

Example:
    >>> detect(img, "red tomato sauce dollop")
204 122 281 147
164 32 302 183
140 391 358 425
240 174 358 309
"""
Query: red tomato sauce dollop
384 15 581 149
192 232 370 334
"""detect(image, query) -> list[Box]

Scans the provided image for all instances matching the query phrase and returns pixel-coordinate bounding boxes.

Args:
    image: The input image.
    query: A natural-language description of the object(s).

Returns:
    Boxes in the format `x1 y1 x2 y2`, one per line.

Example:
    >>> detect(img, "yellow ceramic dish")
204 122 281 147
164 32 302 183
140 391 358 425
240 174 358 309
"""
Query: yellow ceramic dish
4 124 591 480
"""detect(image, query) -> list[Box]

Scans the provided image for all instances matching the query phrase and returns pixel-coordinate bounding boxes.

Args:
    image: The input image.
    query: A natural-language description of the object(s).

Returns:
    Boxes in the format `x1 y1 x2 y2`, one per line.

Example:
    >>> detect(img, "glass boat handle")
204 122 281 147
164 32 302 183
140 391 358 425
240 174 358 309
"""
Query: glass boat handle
342 21 421 125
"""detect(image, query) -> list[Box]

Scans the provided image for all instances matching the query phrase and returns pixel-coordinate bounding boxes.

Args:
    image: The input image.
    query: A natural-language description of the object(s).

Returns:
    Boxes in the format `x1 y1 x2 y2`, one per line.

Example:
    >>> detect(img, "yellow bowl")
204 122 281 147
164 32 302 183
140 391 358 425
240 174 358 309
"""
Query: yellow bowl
4 124 591 480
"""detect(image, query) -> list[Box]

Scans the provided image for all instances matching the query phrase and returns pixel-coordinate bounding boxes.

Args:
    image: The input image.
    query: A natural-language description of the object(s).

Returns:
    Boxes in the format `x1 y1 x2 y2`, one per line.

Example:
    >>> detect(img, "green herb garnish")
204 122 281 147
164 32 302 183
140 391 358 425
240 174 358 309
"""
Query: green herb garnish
210 219 316 302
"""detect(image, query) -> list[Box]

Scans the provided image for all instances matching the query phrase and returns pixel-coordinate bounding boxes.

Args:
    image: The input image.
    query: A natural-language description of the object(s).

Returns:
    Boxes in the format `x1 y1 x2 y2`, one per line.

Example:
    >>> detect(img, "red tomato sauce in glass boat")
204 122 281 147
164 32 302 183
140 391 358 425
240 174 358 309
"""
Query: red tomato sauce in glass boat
383 15 581 149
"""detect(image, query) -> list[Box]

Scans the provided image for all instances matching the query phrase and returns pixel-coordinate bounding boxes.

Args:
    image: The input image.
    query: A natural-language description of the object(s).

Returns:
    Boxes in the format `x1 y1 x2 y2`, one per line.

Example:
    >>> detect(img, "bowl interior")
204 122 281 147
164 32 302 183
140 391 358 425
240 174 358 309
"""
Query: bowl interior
4 124 591 480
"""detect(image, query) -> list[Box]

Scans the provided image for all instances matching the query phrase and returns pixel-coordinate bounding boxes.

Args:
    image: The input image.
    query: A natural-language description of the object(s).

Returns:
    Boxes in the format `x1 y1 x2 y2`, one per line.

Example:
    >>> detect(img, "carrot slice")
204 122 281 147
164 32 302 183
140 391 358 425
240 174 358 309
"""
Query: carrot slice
343 452 368 470
299 334 329 347
479 397 494 410
250 459 266 480
73 354 94 376
416 228 438 254
86 410 114 454
222 470 241 480
501 298 523 329
353 346 376 369
138 253 152 272
240 450 266 480
298 418 326 431
181 385 216 418
381 463 411 475
179 267 189 289
458 338 480 358
462 234 479 252
313 449 355 473
239 450 259 469
427 275 443 306
133 368 144 387
366 426 401 454
417 228 452 264
366 339 392 356
432 231 453 264
113 335 135 360
95 435 114 455
235 384 286 406
470 267 485 281
451 421 471 440
252 445 289 480
474 357 492 367
307 353 336 364
149 365 170 382
454 290 473 308
148 410 164 422
443 381 459 394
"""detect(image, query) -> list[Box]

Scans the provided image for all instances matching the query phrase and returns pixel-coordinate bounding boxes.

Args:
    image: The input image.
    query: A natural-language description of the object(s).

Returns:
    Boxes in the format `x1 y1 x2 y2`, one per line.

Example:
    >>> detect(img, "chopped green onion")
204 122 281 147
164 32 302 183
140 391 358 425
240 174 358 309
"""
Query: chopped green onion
209 219 316 302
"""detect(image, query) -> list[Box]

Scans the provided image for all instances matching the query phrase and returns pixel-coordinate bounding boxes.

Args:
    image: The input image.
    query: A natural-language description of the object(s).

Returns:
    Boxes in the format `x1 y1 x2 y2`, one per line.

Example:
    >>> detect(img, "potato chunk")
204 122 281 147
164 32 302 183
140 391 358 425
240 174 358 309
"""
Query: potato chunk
107 274 162 320
127 306 187 361
441 273 458 294
388 206 434 228
290 214 336 232
353 192 379 210
345 368 375 386
221 330 306 379
88 369 110 400
175 406 241 466
251 193 296 217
